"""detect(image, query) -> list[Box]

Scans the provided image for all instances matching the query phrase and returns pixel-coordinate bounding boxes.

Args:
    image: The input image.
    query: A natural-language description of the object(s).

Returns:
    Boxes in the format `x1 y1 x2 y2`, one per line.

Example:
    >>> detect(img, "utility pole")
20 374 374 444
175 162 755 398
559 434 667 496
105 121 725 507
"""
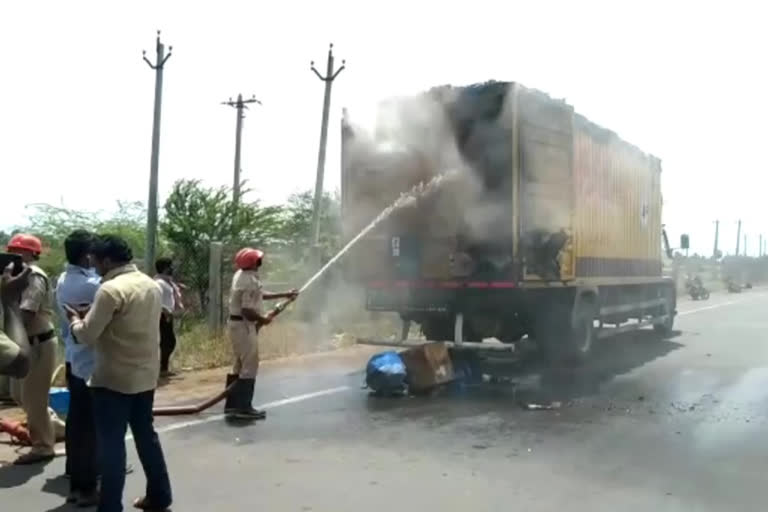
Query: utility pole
222 94 261 205
309 43 345 261
735 219 742 256
744 234 748 257
713 220 720 258
142 31 172 273
760 234 763 257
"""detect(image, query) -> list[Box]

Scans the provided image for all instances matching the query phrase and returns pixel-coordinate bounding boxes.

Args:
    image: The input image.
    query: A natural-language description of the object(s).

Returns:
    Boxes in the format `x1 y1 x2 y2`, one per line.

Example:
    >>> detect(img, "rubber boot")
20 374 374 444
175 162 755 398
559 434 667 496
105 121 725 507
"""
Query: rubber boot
232 378 266 420
223 374 238 415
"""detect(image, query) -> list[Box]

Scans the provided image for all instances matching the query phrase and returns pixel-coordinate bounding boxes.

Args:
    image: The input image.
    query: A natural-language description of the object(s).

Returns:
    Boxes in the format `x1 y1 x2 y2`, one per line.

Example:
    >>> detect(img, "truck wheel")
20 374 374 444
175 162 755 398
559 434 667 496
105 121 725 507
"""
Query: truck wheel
653 288 675 336
537 298 596 366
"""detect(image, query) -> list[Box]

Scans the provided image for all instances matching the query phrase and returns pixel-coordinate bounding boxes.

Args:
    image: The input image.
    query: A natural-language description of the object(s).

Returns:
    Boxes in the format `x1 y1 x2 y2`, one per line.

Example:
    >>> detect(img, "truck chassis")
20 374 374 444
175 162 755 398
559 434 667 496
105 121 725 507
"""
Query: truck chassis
358 279 676 365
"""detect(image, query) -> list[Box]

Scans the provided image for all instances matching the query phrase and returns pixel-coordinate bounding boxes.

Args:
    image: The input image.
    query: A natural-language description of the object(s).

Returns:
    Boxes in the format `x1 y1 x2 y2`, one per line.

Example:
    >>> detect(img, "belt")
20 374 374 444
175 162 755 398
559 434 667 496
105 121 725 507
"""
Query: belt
229 315 244 321
29 330 55 345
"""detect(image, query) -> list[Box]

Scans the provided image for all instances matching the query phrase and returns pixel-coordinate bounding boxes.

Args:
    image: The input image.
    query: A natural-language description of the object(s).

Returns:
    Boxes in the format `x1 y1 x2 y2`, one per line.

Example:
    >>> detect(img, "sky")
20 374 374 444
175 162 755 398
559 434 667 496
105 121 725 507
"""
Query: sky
1 0 766 256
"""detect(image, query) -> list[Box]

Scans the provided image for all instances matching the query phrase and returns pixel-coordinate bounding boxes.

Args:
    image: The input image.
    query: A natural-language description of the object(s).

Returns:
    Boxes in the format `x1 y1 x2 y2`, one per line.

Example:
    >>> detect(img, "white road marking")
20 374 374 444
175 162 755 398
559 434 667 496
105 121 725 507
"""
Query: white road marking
678 293 768 317
52 385 351 455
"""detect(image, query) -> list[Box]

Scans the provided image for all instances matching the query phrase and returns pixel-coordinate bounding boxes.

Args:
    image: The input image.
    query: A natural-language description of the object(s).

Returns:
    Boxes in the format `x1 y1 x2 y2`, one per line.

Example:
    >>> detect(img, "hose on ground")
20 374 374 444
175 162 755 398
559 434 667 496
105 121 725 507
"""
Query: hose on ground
152 380 237 416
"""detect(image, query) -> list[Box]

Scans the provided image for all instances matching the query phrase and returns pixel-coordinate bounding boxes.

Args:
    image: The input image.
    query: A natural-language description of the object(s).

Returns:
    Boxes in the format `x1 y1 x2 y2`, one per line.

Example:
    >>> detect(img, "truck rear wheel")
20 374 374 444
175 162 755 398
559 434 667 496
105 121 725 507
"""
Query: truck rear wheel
653 286 676 337
536 297 597 366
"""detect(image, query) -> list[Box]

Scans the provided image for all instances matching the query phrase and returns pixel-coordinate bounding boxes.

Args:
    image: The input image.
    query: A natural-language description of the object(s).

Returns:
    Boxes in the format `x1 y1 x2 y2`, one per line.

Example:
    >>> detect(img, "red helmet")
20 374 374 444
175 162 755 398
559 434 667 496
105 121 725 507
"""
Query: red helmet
7 233 43 255
234 248 264 270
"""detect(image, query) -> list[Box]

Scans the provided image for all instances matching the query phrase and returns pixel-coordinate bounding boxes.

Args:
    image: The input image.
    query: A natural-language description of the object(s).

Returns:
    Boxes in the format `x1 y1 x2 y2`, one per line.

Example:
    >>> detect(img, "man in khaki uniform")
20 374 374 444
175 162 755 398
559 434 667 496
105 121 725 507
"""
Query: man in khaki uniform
225 248 297 420
6 234 57 464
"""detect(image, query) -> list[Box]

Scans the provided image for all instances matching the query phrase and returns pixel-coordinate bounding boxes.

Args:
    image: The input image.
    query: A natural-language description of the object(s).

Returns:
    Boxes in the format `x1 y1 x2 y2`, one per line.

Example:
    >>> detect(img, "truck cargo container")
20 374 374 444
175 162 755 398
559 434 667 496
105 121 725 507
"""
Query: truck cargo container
341 81 682 364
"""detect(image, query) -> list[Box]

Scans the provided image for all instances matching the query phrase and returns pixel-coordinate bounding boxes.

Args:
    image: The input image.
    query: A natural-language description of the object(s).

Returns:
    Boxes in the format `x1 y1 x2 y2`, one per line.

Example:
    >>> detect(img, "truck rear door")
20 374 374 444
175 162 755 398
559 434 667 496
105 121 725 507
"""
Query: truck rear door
517 89 575 281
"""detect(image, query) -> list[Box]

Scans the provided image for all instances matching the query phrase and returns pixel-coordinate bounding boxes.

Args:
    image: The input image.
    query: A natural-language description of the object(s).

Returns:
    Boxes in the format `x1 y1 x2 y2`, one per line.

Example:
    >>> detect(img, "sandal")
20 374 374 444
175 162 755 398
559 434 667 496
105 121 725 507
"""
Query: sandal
133 496 172 511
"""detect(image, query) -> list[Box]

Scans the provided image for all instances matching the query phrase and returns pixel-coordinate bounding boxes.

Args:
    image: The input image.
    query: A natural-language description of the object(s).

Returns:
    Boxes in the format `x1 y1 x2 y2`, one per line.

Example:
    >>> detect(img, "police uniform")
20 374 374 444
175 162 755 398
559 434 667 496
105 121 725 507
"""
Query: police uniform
228 268 264 378
16 264 58 459
224 267 266 419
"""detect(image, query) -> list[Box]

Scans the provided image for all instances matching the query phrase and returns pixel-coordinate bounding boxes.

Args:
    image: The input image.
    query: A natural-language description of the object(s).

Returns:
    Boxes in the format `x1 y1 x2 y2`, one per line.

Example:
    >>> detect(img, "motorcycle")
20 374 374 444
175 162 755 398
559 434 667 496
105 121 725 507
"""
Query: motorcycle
726 278 742 293
686 280 710 300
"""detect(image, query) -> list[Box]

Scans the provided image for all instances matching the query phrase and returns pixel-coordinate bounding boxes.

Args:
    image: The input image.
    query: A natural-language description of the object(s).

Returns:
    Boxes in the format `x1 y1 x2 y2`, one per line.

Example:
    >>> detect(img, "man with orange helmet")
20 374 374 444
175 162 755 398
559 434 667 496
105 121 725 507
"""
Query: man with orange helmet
6 233 58 464
225 247 298 420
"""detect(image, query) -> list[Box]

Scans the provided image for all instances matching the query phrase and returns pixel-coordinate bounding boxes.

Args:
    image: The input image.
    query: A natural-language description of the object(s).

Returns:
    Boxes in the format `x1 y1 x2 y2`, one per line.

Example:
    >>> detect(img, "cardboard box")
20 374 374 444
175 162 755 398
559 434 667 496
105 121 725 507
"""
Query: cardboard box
400 342 455 392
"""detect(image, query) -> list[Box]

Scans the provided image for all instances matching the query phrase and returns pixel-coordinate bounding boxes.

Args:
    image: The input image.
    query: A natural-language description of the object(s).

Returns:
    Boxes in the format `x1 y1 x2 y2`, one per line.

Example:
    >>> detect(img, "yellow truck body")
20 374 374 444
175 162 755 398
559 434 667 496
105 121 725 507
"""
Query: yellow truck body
341 81 675 361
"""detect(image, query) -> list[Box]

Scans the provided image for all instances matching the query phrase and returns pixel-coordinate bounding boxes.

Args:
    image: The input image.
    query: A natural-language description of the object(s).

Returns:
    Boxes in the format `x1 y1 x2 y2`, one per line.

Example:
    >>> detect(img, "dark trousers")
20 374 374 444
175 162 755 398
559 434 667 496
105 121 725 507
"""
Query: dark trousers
65 364 99 493
159 315 176 373
92 388 172 512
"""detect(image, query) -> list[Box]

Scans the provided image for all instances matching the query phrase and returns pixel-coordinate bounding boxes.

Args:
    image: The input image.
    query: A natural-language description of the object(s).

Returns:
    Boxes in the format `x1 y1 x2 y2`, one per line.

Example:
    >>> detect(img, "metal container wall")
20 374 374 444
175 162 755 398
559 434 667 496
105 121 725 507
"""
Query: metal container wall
572 115 662 278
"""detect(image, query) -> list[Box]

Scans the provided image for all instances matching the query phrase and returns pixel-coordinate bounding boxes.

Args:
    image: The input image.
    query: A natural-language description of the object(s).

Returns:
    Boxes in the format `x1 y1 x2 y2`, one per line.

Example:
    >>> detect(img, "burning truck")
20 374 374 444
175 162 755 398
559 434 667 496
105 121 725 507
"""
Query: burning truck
341 81 684 365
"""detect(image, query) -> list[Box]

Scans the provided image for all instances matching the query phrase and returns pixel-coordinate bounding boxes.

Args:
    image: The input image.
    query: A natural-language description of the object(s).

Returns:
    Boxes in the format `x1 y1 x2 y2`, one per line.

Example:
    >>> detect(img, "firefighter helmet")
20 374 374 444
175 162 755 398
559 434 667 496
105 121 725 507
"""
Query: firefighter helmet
234 248 264 270
6 234 43 255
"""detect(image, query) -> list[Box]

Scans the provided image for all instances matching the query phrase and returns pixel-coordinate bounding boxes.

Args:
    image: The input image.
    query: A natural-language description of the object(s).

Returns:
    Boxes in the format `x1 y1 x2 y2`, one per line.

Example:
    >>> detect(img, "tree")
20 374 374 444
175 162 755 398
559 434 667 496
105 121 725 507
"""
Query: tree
22 202 149 277
161 179 285 309
281 190 342 265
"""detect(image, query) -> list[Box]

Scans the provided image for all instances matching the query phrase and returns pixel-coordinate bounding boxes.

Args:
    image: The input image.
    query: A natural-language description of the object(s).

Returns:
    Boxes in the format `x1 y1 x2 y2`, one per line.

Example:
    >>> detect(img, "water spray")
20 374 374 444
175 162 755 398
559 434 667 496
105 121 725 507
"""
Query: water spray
152 172 457 417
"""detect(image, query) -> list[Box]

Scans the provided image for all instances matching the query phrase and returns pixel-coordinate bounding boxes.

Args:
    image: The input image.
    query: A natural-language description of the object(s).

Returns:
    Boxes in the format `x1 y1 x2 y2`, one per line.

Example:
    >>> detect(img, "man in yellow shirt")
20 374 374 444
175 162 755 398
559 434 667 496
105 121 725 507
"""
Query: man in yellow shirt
66 234 172 512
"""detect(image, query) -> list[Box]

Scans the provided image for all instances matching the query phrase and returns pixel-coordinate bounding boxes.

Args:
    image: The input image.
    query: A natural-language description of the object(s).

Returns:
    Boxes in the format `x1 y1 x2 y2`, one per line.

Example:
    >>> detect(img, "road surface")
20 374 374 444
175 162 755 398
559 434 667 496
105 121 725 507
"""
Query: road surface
2 290 767 511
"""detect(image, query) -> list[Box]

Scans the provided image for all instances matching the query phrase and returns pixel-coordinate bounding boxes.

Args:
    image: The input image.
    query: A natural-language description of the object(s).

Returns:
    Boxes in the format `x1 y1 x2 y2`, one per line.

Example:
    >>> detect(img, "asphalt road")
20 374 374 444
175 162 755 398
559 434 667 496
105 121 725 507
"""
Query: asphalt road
2 290 768 511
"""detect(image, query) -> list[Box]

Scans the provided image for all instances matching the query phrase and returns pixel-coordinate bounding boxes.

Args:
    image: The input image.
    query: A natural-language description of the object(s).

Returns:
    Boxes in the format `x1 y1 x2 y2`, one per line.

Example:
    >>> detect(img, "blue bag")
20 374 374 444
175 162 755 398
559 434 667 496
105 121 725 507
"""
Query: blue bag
365 351 407 395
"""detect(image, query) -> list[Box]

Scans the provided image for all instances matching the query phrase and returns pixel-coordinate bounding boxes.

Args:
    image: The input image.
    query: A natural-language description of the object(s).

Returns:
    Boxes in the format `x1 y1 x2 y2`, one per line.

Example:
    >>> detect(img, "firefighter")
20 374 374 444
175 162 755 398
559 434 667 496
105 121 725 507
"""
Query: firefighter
6 234 58 464
225 248 298 420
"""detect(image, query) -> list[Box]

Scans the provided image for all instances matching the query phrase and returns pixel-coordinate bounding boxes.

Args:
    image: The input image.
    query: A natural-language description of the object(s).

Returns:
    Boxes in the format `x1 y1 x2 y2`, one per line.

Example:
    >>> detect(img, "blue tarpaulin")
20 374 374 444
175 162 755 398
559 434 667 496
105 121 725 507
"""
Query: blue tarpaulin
365 351 407 395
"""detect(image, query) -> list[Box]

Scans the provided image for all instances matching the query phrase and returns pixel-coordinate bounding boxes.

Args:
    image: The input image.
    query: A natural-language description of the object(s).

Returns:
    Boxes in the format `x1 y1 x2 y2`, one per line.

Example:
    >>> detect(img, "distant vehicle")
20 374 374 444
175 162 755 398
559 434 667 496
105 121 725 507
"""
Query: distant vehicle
685 277 710 300
726 277 742 293
343 80 681 366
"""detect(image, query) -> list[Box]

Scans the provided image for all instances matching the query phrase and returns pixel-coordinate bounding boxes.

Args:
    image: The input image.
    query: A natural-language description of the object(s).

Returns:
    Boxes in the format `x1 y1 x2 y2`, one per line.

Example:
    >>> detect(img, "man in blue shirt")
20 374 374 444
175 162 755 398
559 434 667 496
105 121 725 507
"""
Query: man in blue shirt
55 229 101 507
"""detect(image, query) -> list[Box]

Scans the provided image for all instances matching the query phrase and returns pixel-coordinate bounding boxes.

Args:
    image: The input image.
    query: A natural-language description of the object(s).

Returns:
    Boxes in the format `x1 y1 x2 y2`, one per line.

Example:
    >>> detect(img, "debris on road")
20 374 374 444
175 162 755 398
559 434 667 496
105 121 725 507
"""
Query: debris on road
365 351 407 396
400 342 455 393
520 401 562 411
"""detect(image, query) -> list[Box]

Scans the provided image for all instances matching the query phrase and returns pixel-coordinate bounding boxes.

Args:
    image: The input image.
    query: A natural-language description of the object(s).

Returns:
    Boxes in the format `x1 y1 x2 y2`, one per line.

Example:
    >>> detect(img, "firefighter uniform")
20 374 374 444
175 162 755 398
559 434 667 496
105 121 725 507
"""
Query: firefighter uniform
17 264 58 461
228 268 264 378
224 248 268 420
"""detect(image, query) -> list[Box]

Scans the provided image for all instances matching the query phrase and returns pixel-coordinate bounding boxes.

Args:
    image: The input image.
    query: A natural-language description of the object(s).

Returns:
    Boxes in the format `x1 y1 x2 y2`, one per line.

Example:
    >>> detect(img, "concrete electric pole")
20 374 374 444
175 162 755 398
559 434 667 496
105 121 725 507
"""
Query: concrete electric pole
713 220 720 258
309 43 345 262
142 31 172 272
735 219 742 256
222 94 261 205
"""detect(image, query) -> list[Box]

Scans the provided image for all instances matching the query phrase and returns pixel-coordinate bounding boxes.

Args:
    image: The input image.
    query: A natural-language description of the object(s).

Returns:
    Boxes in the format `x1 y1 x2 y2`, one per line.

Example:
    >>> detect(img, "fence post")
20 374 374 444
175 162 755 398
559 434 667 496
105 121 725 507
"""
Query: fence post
208 241 223 334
